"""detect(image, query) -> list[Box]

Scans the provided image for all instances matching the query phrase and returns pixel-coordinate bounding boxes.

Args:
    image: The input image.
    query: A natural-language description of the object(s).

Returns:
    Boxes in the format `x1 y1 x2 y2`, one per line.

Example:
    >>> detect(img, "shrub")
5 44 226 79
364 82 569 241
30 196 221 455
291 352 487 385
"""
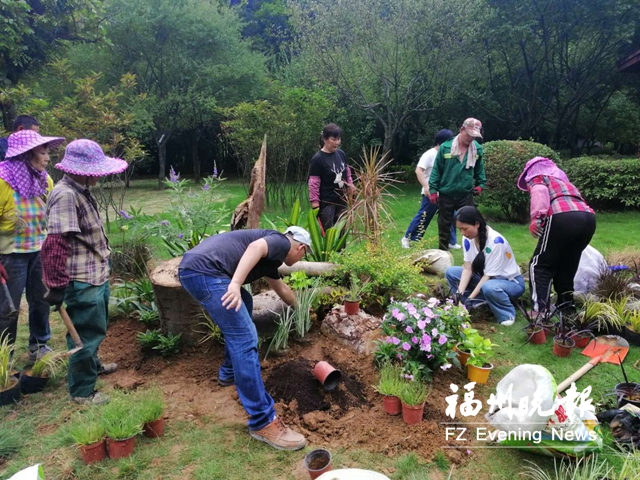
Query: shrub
483 140 560 222
559 156 640 210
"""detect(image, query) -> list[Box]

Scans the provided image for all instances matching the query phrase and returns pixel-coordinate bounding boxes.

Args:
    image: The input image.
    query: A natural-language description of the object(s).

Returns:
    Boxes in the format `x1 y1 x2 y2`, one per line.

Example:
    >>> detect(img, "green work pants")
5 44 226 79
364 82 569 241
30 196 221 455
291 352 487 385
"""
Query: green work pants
64 281 109 398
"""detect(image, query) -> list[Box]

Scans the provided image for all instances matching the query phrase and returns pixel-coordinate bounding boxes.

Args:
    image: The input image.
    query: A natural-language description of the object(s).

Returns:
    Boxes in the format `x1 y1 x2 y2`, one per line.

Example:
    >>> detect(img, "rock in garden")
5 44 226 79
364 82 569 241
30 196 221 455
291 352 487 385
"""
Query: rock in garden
321 306 382 354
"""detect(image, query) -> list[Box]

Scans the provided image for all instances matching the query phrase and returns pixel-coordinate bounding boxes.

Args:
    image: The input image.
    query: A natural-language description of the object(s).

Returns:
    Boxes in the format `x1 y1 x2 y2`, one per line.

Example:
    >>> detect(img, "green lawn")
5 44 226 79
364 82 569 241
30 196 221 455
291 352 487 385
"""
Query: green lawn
2 178 639 479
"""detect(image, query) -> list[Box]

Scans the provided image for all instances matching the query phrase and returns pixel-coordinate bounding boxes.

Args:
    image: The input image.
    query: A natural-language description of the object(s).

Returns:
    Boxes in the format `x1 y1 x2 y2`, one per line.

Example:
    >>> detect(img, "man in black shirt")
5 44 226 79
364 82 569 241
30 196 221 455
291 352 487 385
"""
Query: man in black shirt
179 227 311 451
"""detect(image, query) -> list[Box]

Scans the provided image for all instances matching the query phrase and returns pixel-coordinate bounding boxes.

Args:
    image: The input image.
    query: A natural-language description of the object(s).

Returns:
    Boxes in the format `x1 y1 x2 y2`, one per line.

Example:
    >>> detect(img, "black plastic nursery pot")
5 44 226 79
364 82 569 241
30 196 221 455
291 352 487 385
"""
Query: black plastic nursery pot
19 369 50 394
0 378 22 406
623 326 640 347
615 382 640 409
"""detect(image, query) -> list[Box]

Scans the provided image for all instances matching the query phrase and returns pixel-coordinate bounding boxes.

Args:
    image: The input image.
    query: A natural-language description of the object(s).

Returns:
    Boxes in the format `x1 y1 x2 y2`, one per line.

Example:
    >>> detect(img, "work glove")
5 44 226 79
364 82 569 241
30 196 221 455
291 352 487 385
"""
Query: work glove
473 186 483 196
529 218 544 238
44 288 66 308
451 291 462 305
0 262 7 282
429 193 438 205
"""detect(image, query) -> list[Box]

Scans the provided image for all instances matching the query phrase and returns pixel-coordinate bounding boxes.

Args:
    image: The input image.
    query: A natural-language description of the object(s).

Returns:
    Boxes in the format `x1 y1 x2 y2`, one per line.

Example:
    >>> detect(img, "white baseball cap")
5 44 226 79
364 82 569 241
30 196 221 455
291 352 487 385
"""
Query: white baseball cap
284 226 313 254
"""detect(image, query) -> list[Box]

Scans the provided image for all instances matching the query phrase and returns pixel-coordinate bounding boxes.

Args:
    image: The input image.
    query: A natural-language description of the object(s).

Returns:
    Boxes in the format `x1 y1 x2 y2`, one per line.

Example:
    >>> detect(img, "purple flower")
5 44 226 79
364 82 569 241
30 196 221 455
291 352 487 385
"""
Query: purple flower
391 337 401 345
392 308 400 319
401 342 411 351
422 334 432 344
432 328 439 337
427 354 434 359
440 364 452 371
461 323 469 329
119 210 134 220
438 335 448 345
202 184 211 191
420 343 432 352
411 336 419 344
417 320 427 330
396 353 403 360
402 374 414 381
213 162 218 178
444 305 451 311
407 304 417 315
177 233 184 239
397 313 406 321
159 220 170 226
405 326 414 334
169 166 180 183
422 307 434 318
384 336 394 343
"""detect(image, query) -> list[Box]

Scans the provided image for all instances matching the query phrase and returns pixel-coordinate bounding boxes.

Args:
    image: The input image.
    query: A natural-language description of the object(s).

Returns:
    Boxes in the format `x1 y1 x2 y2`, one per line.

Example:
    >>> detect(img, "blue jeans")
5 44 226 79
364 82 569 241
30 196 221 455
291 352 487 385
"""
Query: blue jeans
0 252 50 347
179 269 275 431
445 266 525 323
405 196 456 244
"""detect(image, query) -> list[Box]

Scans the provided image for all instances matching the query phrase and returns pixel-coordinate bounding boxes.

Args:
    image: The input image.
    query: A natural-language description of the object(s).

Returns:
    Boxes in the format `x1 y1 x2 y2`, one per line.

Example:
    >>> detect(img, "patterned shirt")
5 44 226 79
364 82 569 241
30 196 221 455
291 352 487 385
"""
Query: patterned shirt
13 176 54 253
528 175 594 216
46 176 111 285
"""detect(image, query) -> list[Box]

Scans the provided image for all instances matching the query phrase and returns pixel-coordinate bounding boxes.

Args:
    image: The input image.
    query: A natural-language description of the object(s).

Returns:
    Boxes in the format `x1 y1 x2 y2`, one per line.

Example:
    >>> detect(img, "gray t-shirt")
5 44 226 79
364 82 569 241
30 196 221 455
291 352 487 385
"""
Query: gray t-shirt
179 229 290 283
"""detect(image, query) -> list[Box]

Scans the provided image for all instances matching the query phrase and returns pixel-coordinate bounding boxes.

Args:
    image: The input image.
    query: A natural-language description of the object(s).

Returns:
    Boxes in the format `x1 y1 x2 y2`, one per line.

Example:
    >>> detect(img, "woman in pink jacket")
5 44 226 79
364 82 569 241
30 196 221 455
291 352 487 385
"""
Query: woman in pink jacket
517 157 595 315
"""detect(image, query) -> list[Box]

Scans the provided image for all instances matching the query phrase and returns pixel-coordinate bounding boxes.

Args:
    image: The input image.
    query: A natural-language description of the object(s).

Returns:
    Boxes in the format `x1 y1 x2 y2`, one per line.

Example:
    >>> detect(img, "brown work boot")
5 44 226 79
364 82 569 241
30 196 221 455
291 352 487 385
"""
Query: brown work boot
249 417 306 451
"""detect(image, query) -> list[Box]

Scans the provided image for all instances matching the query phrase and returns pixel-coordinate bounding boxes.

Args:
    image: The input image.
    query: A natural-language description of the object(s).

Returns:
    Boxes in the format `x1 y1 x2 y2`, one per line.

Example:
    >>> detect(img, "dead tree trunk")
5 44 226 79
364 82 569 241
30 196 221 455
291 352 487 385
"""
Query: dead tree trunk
231 134 267 230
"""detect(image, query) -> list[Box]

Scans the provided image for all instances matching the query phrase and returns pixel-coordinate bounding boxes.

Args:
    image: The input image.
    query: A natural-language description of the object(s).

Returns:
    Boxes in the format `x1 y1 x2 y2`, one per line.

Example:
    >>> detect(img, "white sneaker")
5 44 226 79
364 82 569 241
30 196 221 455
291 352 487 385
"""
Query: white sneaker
401 237 411 249
449 244 462 250
500 319 515 326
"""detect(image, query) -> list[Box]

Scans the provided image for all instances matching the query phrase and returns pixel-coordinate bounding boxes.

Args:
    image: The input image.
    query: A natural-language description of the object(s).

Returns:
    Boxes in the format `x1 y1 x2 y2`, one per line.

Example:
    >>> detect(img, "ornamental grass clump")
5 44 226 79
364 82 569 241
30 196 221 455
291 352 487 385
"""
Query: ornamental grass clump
67 409 106 446
373 362 403 397
101 395 143 440
374 297 469 379
399 380 429 406
136 387 165 424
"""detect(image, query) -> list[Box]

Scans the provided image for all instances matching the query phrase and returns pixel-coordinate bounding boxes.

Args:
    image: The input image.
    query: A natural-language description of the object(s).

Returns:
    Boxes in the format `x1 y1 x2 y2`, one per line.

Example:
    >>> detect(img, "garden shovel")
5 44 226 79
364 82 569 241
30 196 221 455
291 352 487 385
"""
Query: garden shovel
0 277 16 314
54 304 84 357
557 335 629 394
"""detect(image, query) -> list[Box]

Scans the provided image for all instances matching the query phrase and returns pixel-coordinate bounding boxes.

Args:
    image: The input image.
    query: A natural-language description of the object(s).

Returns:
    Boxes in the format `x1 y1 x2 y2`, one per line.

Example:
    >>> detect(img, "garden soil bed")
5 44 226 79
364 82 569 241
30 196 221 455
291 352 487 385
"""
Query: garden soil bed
99 317 475 468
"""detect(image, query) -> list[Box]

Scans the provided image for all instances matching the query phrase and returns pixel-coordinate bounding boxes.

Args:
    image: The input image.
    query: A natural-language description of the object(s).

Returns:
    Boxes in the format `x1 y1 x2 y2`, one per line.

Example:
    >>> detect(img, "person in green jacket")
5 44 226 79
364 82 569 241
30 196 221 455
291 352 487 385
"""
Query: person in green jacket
428 118 486 251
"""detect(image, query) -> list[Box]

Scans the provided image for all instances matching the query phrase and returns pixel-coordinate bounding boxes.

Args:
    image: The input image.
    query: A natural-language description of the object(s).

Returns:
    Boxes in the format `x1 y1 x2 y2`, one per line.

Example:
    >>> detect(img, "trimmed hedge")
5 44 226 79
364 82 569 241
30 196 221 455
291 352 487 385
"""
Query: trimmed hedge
483 140 560 223
559 156 640 210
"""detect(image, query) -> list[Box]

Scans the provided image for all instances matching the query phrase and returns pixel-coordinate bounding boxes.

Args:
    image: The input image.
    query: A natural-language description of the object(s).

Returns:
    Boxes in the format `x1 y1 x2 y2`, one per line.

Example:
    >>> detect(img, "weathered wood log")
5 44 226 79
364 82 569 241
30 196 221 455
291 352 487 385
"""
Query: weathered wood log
277 261 339 277
231 134 267 230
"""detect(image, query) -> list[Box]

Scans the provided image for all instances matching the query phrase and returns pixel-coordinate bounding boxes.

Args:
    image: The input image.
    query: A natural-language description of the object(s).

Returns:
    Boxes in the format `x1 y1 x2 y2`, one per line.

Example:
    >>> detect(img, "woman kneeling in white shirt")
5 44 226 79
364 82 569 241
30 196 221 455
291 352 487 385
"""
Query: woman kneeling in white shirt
445 206 525 326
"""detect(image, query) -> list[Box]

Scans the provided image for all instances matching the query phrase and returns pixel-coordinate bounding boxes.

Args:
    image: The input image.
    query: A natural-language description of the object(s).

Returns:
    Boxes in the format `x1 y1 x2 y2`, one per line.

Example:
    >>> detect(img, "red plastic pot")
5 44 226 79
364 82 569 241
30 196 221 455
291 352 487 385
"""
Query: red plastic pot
107 436 136 460
143 417 165 438
571 333 591 349
382 395 402 415
553 336 575 358
401 402 424 425
455 343 471 366
79 439 107 464
344 300 360 316
527 327 546 345
304 448 333 479
312 361 342 391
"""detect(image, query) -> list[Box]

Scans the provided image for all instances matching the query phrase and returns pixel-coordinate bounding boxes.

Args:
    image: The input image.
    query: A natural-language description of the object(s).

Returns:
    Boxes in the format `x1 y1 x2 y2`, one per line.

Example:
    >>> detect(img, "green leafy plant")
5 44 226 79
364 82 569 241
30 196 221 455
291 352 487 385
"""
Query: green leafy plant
0 422 22 459
306 209 349 262
286 271 315 290
463 331 497 368
101 395 143 440
0 331 16 391
344 277 364 302
152 333 182 357
483 140 560 222
373 363 403 397
136 387 165 423
66 409 106 446
197 311 225 347
29 351 66 378
138 303 160 325
294 279 320 338
372 340 398 367
575 297 618 332
521 455 613 480
398 380 429 406
137 330 163 351
265 306 296 359
624 309 640 333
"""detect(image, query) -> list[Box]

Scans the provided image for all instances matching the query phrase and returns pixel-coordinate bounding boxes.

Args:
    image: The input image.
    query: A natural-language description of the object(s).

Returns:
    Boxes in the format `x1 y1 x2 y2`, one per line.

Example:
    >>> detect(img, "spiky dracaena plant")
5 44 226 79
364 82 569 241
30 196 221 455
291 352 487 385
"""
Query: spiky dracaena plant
344 146 399 244
0 332 16 390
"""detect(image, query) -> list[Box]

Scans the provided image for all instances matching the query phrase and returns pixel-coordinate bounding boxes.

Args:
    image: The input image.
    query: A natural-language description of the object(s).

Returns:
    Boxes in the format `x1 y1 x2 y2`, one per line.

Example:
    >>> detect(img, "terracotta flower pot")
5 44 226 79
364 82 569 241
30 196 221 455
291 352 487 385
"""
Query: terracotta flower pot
382 395 402 415
466 363 493 384
614 382 640 409
107 436 136 460
304 448 333 479
344 300 360 316
526 327 546 345
79 439 107 464
570 333 591 349
401 402 424 425
19 369 50 395
541 320 556 337
553 336 575 358
0 378 21 406
143 417 165 438
455 343 471 366
312 361 342 391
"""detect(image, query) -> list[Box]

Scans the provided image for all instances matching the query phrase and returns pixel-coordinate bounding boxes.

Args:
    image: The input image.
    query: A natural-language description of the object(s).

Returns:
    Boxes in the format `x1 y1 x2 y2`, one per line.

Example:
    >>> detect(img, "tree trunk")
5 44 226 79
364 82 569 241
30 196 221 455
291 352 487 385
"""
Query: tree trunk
231 134 267 230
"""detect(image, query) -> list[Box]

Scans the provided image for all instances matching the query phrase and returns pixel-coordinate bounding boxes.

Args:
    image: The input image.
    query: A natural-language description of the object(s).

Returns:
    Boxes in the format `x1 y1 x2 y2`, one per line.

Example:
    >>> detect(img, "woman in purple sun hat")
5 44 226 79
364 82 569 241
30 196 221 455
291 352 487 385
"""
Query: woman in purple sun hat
0 129 64 359
41 139 127 405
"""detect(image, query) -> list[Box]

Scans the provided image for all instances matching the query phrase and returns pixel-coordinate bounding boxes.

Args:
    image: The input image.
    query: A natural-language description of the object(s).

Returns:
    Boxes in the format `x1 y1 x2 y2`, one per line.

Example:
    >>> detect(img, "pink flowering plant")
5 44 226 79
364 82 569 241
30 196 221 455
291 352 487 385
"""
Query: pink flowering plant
374 296 470 380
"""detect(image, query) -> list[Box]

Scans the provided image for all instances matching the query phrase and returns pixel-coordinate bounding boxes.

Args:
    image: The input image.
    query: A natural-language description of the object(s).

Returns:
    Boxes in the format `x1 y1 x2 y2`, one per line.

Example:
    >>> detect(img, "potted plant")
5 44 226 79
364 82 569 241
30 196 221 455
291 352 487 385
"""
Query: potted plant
552 311 577 358
577 297 618 334
343 277 364 315
456 328 481 366
102 397 143 459
516 304 548 345
137 387 166 438
0 333 20 406
398 380 429 425
19 351 65 394
67 410 107 464
372 363 403 415
614 382 640 409
623 309 640 346
465 333 497 384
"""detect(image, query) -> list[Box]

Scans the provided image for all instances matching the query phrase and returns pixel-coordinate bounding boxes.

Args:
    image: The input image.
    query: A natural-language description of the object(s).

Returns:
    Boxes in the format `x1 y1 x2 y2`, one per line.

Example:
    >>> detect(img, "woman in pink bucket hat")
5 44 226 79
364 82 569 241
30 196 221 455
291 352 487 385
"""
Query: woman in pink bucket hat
41 139 127 405
0 129 64 358
517 156 595 316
